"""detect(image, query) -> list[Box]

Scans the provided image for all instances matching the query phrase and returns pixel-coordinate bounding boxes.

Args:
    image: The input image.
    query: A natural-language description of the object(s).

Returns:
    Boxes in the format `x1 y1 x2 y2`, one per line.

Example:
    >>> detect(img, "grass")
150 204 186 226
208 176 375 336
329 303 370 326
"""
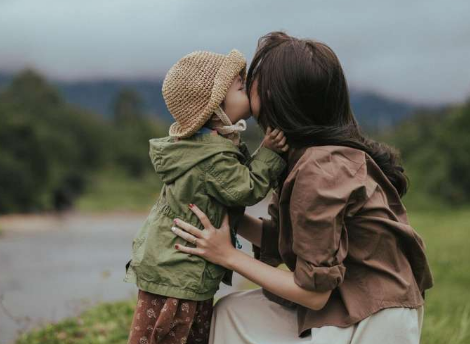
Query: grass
15 298 137 344
75 168 163 213
14 296 221 344
14 206 470 344
407 208 470 344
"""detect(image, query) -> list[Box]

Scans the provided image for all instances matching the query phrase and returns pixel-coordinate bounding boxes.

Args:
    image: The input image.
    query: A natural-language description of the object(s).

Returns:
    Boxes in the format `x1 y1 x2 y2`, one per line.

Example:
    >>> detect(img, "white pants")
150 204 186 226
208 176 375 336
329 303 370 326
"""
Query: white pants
209 288 424 344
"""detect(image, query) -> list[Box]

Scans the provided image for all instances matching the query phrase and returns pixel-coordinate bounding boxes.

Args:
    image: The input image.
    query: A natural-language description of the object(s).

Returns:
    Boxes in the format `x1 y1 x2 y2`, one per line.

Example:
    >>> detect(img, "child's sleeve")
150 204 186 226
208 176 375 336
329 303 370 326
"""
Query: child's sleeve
200 146 286 207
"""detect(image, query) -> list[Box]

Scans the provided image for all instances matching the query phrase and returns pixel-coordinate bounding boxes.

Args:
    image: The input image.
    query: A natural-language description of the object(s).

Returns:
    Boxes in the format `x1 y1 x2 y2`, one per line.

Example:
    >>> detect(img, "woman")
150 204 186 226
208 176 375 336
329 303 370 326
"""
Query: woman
171 31 433 344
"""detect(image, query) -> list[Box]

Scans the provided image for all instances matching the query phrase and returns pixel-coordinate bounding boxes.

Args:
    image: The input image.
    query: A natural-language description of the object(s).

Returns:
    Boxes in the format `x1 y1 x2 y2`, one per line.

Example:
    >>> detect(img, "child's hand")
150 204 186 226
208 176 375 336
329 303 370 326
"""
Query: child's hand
261 126 289 153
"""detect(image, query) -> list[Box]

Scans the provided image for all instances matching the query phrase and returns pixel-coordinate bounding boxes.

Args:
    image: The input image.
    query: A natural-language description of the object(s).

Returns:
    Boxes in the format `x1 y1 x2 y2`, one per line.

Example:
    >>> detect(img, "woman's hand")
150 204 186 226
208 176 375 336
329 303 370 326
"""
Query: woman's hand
172 205 331 311
171 204 237 268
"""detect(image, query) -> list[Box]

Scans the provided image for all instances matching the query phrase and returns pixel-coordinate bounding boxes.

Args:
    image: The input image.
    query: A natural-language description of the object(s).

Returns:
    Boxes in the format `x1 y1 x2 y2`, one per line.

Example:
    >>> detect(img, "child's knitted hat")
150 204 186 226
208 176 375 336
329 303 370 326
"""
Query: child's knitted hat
162 49 247 138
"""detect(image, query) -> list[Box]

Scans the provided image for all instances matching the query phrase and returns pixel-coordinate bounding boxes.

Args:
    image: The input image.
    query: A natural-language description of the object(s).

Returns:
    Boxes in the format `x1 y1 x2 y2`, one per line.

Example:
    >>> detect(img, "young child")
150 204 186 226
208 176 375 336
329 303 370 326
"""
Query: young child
124 49 289 344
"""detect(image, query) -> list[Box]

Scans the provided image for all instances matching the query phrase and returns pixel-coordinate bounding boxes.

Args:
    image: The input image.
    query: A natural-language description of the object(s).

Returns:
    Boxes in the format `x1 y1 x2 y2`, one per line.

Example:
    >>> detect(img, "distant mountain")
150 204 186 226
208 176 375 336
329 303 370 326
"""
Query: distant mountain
349 90 415 130
59 79 172 121
0 73 10 90
0 72 429 131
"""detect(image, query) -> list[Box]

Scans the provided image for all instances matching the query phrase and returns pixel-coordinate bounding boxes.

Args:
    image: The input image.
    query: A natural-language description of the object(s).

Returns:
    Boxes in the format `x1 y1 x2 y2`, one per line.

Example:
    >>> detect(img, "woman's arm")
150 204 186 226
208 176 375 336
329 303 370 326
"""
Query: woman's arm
171 204 331 311
237 213 262 247
226 247 331 311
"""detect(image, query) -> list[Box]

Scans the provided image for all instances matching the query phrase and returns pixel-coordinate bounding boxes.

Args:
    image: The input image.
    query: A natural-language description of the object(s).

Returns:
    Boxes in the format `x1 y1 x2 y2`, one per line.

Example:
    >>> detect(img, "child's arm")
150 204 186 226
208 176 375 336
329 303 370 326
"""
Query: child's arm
200 128 289 207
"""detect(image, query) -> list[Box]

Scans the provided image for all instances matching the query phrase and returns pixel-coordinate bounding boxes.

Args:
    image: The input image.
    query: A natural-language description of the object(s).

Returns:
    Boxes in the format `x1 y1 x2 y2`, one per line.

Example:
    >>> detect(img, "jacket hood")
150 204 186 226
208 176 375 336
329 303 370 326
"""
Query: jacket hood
149 135 242 184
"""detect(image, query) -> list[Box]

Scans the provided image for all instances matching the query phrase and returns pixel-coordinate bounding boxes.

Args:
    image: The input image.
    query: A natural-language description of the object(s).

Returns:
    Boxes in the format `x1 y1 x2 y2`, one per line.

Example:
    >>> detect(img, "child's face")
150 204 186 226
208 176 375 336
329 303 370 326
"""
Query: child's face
222 74 251 123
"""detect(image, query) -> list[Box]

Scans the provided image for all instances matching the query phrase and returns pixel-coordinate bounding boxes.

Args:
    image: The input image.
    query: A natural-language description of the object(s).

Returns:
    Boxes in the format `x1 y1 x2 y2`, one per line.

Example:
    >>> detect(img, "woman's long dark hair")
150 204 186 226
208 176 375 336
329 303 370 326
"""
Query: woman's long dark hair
247 31 408 197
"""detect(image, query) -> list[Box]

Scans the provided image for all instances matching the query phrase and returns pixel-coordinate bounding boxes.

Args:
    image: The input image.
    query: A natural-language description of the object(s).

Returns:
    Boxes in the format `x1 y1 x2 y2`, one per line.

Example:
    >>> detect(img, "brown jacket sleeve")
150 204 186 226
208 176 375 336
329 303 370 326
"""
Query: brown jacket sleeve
290 148 367 292
252 190 284 267
252 189 299 309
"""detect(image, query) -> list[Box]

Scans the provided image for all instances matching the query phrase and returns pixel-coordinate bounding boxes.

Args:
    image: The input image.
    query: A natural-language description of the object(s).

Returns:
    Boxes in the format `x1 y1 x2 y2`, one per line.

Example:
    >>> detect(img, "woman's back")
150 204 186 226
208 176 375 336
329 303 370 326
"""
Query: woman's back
254 144 433 337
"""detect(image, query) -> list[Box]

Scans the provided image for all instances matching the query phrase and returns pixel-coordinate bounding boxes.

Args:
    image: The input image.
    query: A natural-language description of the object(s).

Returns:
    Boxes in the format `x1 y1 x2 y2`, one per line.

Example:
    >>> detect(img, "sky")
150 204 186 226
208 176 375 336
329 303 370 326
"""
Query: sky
0 0 469 105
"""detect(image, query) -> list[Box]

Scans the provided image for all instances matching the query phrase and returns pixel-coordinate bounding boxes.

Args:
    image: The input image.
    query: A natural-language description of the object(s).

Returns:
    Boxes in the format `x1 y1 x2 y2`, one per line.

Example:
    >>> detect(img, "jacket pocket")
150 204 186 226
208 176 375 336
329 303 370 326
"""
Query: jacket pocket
129 213 155 268
130 236 146 267
136 209 207 291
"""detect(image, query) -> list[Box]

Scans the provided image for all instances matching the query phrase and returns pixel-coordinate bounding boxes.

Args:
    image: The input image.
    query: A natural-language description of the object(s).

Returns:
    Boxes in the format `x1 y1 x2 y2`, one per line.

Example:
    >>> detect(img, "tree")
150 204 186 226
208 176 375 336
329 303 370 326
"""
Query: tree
383 99 470 205
0 69 111 213
112 89 144 126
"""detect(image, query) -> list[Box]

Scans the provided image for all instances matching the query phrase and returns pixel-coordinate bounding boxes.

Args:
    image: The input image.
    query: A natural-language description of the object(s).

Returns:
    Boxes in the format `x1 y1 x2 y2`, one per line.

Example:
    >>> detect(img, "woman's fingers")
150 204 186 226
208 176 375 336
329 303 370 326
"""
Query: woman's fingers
171 225 197 243
188 204 213 229
174 243 204 256
173 217 204 238
281 144 289 152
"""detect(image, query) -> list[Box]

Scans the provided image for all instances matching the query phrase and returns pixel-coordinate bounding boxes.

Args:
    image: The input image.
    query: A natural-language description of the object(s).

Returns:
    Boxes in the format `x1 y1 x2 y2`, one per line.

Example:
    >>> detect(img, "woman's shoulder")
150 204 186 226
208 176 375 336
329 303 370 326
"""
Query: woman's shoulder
293 145 367 179
292 145 405 204
306 145 366 162
280 146 370 205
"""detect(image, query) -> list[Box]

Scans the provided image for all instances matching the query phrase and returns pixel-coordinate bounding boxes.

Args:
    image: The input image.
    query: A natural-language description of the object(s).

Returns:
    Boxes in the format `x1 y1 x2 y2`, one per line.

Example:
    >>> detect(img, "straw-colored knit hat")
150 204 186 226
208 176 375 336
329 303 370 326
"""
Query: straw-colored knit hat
163 49 247 138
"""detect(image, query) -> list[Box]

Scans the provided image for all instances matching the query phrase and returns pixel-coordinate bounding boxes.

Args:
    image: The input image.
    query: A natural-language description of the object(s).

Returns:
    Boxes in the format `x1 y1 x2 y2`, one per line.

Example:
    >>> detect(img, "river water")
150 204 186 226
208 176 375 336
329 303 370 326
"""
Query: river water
0 202 268 344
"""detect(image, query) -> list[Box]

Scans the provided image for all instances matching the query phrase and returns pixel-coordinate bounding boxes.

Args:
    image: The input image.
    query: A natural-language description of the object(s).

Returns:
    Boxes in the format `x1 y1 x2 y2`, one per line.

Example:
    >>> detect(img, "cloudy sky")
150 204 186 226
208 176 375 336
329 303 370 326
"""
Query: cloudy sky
0 0 469 105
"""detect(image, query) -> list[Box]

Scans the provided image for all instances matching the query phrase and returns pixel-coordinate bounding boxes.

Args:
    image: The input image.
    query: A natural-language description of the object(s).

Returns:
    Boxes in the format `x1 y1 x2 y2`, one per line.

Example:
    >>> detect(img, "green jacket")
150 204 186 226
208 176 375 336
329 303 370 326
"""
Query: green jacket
123 131 287 301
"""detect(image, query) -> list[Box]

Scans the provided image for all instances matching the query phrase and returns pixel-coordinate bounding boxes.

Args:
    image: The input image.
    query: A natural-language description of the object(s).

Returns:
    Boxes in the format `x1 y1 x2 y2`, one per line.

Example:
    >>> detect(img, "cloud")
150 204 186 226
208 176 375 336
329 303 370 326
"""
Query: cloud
0 0 469 104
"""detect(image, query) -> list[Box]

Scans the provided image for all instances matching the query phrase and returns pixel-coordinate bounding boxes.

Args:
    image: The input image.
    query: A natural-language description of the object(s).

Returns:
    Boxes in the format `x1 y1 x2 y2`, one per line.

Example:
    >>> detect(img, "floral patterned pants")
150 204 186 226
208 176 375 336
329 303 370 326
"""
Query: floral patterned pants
127 289 214 344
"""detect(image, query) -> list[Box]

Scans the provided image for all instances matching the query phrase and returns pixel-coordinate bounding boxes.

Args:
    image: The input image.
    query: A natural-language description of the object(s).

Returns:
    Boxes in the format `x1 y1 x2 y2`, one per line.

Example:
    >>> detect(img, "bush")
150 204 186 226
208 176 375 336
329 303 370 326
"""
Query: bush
382 100 470 206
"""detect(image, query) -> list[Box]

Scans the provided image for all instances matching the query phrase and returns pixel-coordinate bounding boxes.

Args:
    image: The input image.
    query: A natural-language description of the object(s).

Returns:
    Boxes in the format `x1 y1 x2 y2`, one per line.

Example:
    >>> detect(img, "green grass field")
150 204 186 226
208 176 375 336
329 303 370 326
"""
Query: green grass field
14 208 470 344
75 169 162 213
409 208 470 344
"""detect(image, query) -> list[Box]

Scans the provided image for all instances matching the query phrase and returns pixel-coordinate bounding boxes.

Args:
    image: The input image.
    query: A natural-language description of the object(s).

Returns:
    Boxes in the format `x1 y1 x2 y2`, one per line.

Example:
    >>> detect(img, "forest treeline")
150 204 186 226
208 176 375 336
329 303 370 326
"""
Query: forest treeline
1 70 468 213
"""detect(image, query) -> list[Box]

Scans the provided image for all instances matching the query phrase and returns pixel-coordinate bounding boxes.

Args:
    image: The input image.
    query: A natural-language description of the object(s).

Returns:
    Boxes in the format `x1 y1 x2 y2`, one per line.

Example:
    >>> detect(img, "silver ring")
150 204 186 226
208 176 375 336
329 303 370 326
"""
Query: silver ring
192 237 197 246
